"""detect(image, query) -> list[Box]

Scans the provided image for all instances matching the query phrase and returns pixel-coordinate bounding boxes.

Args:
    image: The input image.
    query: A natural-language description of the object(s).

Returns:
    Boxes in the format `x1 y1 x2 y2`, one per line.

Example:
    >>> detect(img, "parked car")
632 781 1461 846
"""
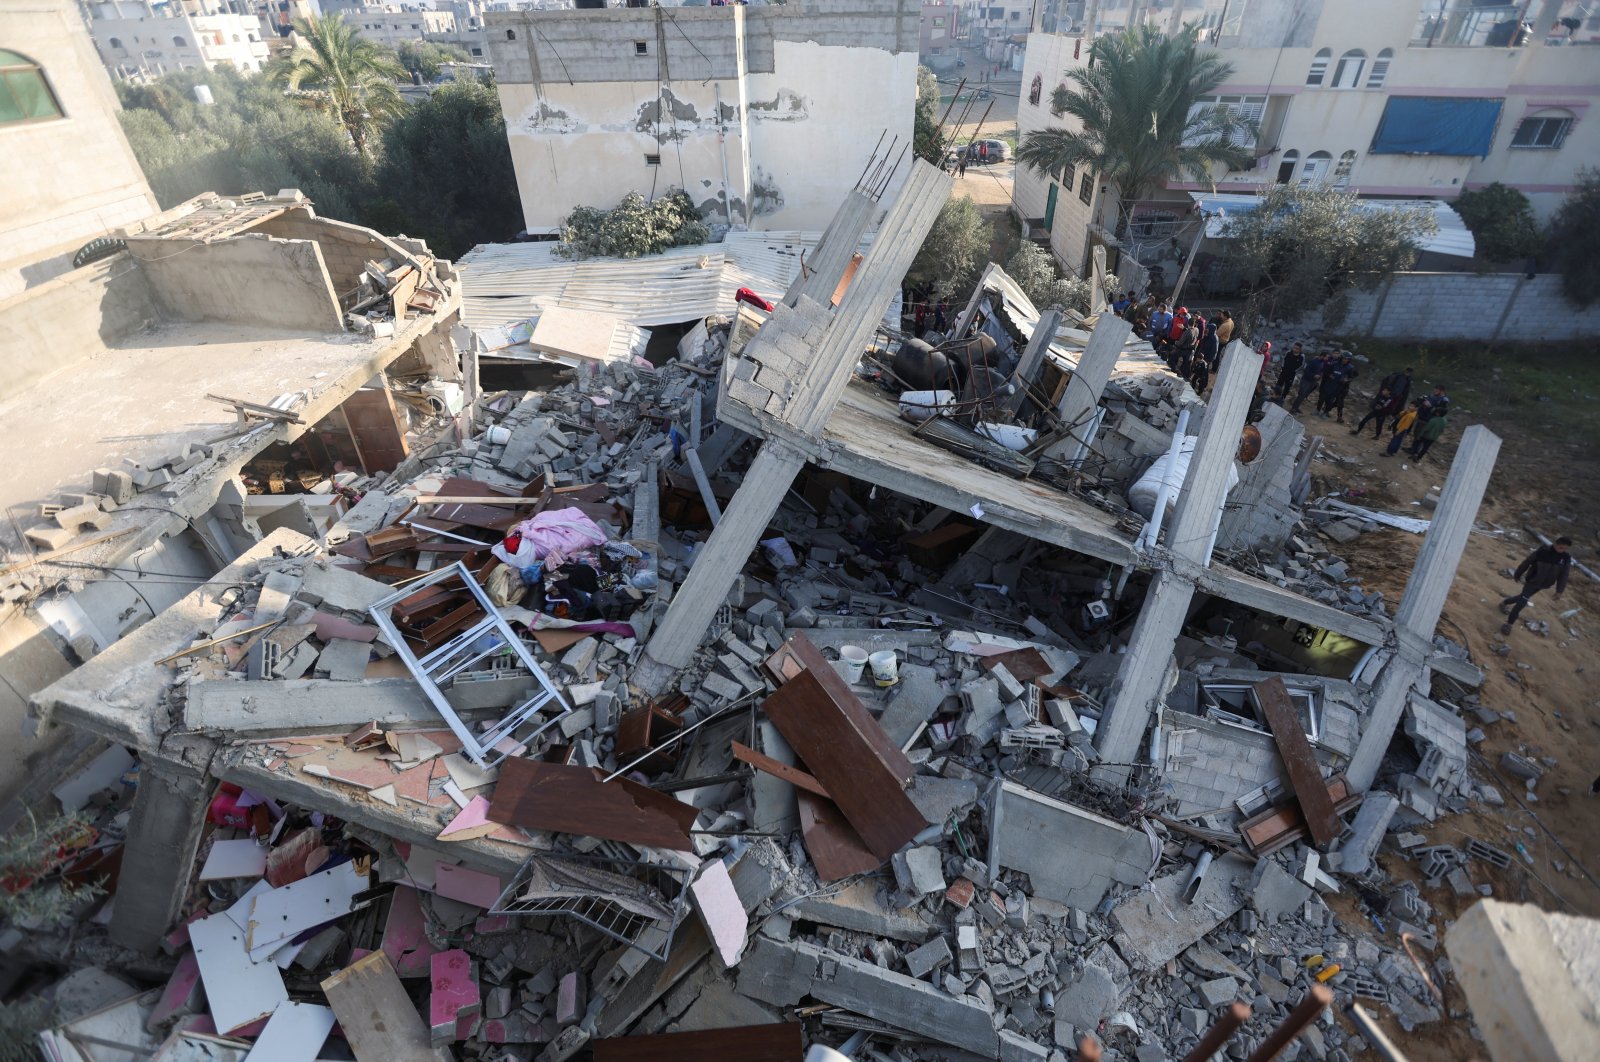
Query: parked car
964 139 1010 163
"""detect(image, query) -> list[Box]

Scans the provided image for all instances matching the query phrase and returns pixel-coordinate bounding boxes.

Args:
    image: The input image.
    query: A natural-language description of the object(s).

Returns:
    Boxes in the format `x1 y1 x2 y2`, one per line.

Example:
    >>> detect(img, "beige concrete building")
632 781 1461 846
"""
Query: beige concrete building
85 0 272 79
0 0 158 296
485 1 920 236
1014 0 1600 285
347 4 458 50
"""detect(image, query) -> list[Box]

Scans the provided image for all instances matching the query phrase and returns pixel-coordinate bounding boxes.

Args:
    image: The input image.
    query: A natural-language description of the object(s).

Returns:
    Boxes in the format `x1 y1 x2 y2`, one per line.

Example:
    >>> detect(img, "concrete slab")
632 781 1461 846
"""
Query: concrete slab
989 781 1153 909
1109 855 1251 971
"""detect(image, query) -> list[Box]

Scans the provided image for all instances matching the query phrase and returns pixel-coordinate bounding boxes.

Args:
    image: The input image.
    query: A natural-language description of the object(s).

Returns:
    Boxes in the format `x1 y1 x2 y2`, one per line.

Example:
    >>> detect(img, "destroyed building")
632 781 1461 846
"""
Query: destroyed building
5 157 1565 1062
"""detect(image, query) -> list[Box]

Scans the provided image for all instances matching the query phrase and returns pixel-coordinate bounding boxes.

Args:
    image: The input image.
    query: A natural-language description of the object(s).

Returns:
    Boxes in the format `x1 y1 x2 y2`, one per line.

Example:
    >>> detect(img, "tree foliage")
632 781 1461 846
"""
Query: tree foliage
371 78 520 258
1545 168 1600 307
1223 186 1436 328
1453 182 1542 265
395 40 471 82
1016 25 1252 237
118 64 520 257
1003 241 1117 316
0 811 102 926
266 15 407 156
906 196 989 298
556 190 710 260
914 65 944 163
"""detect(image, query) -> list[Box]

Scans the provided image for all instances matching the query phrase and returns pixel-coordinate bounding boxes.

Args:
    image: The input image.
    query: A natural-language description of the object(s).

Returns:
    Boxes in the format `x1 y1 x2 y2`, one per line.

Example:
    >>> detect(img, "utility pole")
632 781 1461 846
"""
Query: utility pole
1167 207 1215 305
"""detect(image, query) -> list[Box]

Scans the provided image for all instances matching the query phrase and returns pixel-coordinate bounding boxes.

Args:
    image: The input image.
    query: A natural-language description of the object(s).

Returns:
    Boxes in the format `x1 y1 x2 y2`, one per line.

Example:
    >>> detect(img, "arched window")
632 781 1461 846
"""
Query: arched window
0 49 64 124
173 35 188 47
1332 49 1366 88
108 36 124 49
1276 149 1300 185
1366 48 1391 89
1298 150 1333 186
1306 48 1331 86
1333 150 1356 190
1029 74 1042 106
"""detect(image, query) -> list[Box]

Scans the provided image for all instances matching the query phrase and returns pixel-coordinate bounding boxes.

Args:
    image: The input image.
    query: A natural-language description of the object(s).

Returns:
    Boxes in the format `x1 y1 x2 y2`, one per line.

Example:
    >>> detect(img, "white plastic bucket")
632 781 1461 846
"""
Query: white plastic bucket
898 389 955 423
485 424 512 445
869 650 899 687
839 645 869 683
976 422 1038 451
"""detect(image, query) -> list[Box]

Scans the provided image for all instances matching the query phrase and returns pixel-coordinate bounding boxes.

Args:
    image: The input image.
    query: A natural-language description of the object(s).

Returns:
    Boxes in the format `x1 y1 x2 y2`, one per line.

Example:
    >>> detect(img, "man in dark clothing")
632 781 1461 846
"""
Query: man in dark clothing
1196 315 1220 368
1416 385 1450 425
1325 354 1358 422
1291 352 1327 414
1352 386 1393 438
1499 538 1573 634
1316 353 1350 416
1274 342 1305 400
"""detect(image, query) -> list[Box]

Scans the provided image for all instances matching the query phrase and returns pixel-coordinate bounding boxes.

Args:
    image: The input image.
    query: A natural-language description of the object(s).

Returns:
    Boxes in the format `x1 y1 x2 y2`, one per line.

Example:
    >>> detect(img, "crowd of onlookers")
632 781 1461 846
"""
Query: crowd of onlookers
1109 292 1453 461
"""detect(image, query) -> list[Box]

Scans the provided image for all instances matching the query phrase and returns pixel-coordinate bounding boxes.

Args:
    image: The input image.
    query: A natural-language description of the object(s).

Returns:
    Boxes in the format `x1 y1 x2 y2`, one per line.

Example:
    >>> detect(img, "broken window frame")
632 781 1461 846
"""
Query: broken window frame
366 561 572 768
1199 681 1322 744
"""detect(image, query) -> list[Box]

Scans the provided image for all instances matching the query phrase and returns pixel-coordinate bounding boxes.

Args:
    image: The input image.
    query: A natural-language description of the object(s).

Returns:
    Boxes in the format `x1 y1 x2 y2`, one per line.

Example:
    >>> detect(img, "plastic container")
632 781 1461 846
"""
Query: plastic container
898 389 955 423
485 424 512 445
976 422 1038 451
869 649 899 687
1127 436 1240 519
839 645 869 683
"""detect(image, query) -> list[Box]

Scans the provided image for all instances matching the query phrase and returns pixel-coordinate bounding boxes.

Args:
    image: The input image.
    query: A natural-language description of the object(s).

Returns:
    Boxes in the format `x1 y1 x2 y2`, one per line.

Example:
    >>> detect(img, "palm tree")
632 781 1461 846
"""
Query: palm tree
267 15 406 157
1017 25 1255 239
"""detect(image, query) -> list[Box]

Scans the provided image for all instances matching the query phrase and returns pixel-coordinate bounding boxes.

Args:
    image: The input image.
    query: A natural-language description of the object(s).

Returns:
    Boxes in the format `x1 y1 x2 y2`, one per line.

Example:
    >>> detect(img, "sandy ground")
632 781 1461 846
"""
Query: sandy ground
1285 399 1599 1060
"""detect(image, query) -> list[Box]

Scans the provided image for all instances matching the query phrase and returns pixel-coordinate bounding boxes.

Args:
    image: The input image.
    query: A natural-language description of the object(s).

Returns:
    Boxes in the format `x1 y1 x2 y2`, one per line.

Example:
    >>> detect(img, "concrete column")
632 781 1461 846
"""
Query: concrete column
1165 340 1261 563
111 759 210 954
1094 341 1261 772
1052 313 1131 450
1093 567 1190 770
1002 306 1063 416
640 440 807 679
1347 425 1500 790
784 191 876 309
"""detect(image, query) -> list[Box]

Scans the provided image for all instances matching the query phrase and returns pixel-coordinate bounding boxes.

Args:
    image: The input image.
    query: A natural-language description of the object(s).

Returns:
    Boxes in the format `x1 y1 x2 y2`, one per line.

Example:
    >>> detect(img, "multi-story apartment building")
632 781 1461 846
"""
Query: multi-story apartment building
1014 0 1600 280
344 4 458 50
85 0 272 78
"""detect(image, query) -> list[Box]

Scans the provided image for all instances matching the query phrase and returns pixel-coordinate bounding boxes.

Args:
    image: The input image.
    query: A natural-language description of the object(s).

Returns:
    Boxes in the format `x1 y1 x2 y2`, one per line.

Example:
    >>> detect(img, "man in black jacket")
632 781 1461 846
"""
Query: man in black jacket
1500 537 1573 634
1274 342 1305 400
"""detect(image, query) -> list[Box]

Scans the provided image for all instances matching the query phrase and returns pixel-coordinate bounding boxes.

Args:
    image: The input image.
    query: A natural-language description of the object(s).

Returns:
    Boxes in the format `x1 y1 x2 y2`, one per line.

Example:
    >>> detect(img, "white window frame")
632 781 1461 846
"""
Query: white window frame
1366 48 1392 88
1298 151 1333 187
1306 47 1331 86
1332 49 1366 89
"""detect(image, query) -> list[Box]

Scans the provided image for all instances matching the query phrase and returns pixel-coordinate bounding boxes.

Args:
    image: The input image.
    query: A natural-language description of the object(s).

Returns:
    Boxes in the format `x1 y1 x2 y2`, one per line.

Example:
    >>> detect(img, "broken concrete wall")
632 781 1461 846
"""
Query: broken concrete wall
989 781 1152 909
1216 402 1303 553
488 3 916 233
126 234 343 333
247 208 415 301
0 253 158 393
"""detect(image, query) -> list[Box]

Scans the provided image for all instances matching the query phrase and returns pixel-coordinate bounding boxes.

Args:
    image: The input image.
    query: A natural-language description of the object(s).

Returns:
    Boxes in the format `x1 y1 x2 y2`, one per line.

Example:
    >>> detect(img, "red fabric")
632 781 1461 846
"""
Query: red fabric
735 287 774 312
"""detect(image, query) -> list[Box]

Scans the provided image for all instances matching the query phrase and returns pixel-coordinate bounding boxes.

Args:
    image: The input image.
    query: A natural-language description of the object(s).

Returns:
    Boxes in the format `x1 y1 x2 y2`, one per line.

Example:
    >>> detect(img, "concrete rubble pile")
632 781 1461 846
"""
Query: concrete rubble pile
14 173 1536 1062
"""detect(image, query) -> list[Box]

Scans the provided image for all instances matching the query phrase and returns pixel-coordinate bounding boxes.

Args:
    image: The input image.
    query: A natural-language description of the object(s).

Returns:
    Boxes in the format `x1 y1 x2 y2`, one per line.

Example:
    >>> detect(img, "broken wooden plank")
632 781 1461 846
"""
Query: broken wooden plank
762 669 925 862
1253 676 1340 847
731 741 832 799
189 911 287 1034
487 759 699 851
321 951 446 1061
797 789 884 882
245 861 369 958
767 633 914 785
1240 775 1357 856
592 1022 804 1061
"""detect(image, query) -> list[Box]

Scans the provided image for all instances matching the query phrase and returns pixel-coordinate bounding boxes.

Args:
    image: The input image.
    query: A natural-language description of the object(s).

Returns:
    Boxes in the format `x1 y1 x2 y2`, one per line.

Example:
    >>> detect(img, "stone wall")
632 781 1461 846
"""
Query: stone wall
126 234 343 333
249 208 409 300
1295 272 1599 342
0 253 158 394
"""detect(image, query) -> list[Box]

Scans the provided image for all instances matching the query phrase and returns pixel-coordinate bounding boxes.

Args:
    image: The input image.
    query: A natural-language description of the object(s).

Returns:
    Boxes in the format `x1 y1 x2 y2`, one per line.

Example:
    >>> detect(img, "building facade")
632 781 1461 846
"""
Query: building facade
920 0 959 58
85 0 271 78
1013 0 1600 282
346 5 458 50
485 0 920 235
0 0 158 295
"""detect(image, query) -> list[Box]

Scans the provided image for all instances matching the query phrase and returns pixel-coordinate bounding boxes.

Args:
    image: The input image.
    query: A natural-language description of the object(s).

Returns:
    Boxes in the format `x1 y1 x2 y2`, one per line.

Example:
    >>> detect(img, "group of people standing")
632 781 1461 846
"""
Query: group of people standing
1127 299 1234 396
1271 344 1452 460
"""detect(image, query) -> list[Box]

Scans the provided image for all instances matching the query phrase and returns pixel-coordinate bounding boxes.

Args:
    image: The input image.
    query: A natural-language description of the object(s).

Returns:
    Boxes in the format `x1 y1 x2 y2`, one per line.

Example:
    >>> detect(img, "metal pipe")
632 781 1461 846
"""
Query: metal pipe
1181 851 1214 904
1180 1001 1252 1062
1345 1003 1411 1062
1243 985 1333 1062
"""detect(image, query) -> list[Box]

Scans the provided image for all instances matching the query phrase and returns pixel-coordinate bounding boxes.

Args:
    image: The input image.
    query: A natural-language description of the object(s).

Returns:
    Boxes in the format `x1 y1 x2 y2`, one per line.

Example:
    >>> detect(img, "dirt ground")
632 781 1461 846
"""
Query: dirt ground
1282 372 1600 1060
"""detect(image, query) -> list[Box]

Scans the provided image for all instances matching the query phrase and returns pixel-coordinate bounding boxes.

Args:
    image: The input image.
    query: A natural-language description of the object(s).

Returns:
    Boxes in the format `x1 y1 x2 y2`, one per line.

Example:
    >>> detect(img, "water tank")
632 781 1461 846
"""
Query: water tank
193 84 214 106
1127 436 1240 520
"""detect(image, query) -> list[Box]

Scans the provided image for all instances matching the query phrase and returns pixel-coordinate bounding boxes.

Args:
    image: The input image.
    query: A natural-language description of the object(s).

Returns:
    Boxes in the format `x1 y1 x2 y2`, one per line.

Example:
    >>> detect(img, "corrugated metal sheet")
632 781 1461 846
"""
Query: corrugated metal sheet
459 231 872 329
1191 192 1476 259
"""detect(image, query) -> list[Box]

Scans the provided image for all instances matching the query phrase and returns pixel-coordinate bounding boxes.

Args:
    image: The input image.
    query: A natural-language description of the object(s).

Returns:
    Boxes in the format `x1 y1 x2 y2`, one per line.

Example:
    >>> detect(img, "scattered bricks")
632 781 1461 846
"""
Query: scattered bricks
905 936 953 978
1464 839 1513 869
1416 845 1463 882
1339 791 1399 876
991 665 1026 703
894 846 947 897
1197 976 1239 1009
1387 883 1432 924
24 524 77 551
94 468 136 505
946 878 975 910
54 503 111 533
1446 867 1476 898
1498 751 1542 781
1343 974 1389 1002
555 971 585 1027
1044 698 1085 737
699 672 744 703
986 963 1029 995
1394 920 1437 951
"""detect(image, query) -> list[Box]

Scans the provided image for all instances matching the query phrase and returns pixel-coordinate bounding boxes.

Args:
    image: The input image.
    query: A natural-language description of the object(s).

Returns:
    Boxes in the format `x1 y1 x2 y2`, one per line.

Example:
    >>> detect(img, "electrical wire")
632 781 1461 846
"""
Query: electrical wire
531 25 574 85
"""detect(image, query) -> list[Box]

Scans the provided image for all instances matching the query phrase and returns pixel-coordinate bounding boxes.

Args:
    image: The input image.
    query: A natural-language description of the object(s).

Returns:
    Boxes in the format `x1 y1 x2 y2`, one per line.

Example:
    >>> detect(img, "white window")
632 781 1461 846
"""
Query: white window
1366 48 1391 89
1332 49 1366 89
1333 150 1356 190
1220 0 1248 37
1187 94 1266 150
1306 47 1331 86
1298 150 1333 186
1510 114 1573 148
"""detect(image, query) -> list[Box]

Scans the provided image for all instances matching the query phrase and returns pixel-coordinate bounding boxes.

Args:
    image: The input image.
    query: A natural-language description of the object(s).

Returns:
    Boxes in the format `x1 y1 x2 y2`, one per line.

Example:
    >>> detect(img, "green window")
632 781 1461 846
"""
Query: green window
0 50 64 126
